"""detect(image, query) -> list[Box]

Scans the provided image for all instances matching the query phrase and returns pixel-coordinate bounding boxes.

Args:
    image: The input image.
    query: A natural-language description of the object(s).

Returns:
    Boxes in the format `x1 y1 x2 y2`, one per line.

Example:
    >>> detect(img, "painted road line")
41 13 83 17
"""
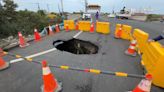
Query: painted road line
10 48 57 63
10 31 83 64
73 31 83 38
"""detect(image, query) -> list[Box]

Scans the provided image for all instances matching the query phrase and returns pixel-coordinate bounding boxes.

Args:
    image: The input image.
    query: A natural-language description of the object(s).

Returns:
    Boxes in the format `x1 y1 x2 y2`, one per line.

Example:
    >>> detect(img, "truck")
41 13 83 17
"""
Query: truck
116 6 131 19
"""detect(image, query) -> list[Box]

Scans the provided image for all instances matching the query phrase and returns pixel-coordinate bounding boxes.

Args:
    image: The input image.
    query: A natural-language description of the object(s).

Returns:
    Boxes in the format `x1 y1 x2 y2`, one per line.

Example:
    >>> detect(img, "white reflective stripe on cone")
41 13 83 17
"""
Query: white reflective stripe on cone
43 67 51 75
34 29 37 32
19 33 22 36
131 40 137 44
138 79 152 92
129 46 135 49
49 26 53 32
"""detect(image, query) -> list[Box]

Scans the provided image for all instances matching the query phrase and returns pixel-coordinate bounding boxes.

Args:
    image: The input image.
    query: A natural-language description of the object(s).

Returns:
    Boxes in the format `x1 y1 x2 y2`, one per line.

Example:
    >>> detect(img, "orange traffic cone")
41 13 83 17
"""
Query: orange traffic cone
125 40 137 56
0 48 5 57
0 57 9 70
90 23 94 33
131 74 152 92
66 24 69 32
48 25 54 35
41 60 62 92
75 22 79 31
55 24 60 33
34 28 41 41
115 25 123 38
18 32 29 48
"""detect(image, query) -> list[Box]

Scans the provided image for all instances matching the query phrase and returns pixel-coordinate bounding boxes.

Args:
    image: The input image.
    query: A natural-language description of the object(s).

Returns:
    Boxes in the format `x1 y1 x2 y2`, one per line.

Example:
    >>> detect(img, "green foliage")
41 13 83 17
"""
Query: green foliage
0 0 62 39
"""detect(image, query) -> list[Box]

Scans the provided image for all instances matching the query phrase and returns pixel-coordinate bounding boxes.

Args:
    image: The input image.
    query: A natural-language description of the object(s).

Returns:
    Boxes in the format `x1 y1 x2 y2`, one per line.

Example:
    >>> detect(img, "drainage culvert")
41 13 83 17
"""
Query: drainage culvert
53 38 98 54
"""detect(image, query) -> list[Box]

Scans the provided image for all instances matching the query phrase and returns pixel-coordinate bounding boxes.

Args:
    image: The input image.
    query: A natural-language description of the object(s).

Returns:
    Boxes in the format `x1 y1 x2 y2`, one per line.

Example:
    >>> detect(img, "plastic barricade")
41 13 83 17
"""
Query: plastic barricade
114 24 133 40
78 21 90 31
64 20 75 30
96 22 110 34
133 29 164 88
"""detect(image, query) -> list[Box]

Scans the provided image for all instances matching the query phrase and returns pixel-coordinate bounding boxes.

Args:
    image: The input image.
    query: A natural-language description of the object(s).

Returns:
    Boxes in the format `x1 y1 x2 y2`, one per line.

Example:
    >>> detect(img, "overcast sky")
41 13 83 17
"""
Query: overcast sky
12 0 164 14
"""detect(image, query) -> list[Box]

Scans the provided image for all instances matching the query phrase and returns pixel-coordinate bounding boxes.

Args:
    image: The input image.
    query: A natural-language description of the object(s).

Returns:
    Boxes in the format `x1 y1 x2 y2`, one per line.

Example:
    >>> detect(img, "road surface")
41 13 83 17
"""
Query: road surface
0 15 164 92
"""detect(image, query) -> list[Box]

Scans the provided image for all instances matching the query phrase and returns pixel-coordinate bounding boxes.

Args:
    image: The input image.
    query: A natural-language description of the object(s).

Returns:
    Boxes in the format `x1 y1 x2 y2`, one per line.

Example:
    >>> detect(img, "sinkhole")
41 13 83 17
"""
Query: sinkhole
53 38 99 54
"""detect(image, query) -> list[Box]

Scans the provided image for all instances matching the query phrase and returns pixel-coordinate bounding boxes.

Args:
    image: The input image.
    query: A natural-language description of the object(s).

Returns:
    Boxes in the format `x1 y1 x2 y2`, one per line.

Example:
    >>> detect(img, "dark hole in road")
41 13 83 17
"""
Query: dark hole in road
53 38 98 54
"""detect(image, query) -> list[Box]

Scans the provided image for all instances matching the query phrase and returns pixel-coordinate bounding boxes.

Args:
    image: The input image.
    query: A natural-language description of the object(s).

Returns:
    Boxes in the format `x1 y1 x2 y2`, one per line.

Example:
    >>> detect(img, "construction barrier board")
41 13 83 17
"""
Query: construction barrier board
133 29 164 88
96 22 110 34
78 21 90 31
64 20 75 30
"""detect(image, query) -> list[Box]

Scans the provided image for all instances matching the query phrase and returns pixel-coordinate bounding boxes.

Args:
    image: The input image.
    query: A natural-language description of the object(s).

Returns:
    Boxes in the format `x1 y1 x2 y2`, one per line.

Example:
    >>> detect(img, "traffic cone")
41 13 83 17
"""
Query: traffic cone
48 25 54 35
41 60 62 92
131 74 152 92
66 24 69 32
18 32 29 48
55 24 60 33
115 25 123 38
75 22 79 31
125 40 137 56
0 48 5 57
34 28 41 41
90 23 94 33
0 57 9 70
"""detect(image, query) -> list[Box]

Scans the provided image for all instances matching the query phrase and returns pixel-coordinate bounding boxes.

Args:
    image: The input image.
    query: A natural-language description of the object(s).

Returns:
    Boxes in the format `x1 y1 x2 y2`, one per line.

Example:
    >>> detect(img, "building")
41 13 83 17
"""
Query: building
86 4 101 13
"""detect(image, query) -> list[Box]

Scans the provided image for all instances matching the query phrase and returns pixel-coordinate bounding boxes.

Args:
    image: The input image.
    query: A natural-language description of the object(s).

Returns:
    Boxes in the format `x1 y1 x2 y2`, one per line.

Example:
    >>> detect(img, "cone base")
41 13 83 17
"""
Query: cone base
114 36 120 39
0 53 5 57
125 50 137 57
41 80 62 92
0 62 9 71
19 43 30 48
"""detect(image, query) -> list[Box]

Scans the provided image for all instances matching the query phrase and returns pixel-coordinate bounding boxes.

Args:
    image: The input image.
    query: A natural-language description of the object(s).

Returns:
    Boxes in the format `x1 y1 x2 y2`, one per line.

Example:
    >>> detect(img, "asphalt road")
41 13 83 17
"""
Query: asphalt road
0 16 164 92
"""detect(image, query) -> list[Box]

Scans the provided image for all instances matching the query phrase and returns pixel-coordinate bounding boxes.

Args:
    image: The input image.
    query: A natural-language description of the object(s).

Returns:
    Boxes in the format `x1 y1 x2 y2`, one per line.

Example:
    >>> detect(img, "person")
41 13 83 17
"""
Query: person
95 11 99 21
148 31 164 47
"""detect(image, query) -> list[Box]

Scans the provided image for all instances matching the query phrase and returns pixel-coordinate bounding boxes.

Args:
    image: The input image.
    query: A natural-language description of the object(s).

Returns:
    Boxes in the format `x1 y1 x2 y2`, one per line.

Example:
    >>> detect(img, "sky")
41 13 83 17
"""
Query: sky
11 0 164 14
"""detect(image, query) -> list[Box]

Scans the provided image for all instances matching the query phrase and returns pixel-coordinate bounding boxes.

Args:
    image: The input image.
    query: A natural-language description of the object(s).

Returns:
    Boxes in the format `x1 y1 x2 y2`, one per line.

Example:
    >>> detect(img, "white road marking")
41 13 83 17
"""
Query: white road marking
73 31 83 38
10 48 57 64
10 31 83 64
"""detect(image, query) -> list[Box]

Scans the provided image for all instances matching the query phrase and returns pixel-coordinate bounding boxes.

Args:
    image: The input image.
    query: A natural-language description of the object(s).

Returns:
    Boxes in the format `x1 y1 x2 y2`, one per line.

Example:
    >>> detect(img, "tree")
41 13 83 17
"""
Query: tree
3 0 17 21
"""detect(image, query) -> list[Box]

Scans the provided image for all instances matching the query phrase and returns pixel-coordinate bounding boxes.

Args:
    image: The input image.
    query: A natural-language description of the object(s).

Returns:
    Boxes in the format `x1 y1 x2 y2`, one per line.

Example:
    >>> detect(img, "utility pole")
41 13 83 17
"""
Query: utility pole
47 4 50 13
85 0 88 13
0 0 2 10
61 0 64 14
36 3 40 11
58 3 61 14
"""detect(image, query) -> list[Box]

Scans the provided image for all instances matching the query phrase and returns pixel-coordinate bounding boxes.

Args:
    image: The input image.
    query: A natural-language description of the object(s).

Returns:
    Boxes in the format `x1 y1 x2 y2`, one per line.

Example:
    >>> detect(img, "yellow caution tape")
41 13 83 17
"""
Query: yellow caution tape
15 55 22 58
115 72 128 77
90 69 101 74
60 66 69 70
26 58 33 62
